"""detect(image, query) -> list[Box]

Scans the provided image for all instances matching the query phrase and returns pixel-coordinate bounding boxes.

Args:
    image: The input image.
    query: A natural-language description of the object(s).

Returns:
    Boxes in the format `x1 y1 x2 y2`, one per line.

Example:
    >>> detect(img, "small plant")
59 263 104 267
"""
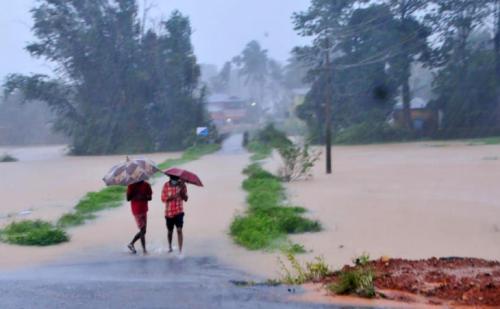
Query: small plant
278 253 332 284
354 252 371 266
328 267 375 298
0 220 69 246
0 153 18 162
277 143 321 182
328 253 376 298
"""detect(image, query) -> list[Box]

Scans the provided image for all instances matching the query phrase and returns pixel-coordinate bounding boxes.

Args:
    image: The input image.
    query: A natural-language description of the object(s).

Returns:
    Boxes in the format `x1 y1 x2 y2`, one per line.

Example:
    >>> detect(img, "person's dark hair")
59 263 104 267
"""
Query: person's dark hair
170 176 180 181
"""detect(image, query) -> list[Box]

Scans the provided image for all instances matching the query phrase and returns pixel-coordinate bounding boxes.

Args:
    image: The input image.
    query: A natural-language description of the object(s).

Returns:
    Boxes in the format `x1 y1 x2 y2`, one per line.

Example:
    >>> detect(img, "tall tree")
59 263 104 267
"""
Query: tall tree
233 40 269 105
387 0 431 130
4 1 208 154
429 0 492 131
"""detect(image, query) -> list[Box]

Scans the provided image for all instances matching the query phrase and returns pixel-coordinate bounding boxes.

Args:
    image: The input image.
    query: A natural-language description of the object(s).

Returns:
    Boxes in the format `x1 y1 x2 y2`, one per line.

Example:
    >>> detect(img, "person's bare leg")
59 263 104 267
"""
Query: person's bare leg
128 230 141 254
167 229 173 252
140 226 147 254
177 228 183 253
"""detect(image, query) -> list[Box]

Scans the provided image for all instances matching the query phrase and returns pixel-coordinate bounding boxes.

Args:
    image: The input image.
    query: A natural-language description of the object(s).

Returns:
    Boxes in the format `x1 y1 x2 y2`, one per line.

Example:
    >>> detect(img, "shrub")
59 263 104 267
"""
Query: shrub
256 123 293 149
277 143 321 182
334 122 414 144
0 220 69 246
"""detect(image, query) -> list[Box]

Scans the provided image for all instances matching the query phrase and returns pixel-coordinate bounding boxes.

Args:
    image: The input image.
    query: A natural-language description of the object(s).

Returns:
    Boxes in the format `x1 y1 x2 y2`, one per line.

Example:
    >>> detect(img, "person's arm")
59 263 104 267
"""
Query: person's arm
161 183 168 203
181 183 188 202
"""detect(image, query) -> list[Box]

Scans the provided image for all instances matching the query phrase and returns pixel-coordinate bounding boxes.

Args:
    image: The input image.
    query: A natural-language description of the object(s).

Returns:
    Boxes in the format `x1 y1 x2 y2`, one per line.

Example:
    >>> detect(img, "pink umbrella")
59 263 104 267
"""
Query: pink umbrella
164 167 203 187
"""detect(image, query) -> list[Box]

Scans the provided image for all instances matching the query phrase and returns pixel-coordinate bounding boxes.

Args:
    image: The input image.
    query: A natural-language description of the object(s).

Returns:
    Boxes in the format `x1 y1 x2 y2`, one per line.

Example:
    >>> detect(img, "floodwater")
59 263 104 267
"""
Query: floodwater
0 145 180 223
1 137 500 308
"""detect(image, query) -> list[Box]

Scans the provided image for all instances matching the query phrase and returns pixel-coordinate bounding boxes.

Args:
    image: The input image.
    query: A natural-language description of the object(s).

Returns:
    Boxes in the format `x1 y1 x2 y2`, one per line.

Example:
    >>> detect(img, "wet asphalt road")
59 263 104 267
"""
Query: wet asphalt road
0 255 368 309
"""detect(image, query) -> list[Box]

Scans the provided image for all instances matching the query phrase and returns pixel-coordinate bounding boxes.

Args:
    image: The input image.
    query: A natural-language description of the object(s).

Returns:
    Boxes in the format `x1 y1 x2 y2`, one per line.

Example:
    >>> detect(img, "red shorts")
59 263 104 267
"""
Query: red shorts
133 213 147 229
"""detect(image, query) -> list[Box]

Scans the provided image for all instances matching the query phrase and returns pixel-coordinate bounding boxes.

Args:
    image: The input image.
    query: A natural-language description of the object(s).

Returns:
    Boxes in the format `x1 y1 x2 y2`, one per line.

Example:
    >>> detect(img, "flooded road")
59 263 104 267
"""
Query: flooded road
0 255 348 309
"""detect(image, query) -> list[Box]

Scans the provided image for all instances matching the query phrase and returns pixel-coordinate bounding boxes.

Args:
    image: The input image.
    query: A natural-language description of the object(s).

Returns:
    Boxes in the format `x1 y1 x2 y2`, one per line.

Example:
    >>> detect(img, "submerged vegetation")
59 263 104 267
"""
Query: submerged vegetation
57 186 126 228
0 153 18 162
0 220 69 246
230 129 321 252
230 163 321 251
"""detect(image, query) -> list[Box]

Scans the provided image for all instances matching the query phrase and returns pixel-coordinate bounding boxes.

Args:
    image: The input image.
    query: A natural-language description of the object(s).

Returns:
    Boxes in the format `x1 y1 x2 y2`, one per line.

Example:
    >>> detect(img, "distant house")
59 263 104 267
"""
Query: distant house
389 97 442 135
207 94 251 131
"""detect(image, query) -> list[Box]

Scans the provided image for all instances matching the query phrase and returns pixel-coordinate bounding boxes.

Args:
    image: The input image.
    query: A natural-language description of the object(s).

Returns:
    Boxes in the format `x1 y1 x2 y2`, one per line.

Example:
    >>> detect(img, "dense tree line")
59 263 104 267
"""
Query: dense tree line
293 0 500 143
3 0 210 154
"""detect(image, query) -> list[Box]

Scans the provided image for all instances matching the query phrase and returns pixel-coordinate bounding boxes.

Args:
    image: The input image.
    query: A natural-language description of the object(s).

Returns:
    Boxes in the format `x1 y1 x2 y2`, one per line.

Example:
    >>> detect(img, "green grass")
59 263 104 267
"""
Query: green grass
328 253 376 298
230 163 321 251
246 141 272 161
328 267 376 298
468 136 500 145
0 220 69 246
0 154 18 162
278 253 332 284
57 186 125 228
157 144 220 170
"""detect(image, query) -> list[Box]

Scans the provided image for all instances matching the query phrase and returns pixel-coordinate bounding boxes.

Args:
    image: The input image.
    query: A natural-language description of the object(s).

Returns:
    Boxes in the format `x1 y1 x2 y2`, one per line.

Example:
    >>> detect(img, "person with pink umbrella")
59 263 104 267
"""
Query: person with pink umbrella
161 168 203 255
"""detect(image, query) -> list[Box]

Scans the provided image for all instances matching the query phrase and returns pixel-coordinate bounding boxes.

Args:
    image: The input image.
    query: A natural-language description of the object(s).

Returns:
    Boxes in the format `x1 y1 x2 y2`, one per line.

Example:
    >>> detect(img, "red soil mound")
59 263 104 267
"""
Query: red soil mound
322 257 500 307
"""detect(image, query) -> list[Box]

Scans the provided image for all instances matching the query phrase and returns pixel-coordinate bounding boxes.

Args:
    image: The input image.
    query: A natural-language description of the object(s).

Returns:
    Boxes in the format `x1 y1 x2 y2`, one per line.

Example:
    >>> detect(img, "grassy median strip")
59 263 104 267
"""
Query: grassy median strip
0 143 220 246
0 220 68 246
230 163 321 253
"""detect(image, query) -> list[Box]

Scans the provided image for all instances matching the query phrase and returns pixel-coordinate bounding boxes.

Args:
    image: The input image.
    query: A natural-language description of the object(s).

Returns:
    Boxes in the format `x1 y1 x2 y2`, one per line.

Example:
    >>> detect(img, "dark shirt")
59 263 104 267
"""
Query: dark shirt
127 181 152 215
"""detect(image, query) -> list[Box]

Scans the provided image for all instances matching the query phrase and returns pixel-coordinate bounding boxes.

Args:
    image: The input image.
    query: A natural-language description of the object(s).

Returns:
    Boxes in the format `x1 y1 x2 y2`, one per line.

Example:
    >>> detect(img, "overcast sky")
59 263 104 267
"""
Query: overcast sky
0 0 311 81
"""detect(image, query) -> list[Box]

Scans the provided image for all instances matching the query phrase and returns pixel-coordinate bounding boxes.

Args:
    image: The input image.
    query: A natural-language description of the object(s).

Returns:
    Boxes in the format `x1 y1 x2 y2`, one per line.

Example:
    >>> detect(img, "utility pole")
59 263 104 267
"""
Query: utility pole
324 37 333 174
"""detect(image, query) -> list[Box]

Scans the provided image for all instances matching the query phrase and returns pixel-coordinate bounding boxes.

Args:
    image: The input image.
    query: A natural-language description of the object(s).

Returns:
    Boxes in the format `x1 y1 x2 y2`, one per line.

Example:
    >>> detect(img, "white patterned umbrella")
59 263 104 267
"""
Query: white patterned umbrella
103 157 160 186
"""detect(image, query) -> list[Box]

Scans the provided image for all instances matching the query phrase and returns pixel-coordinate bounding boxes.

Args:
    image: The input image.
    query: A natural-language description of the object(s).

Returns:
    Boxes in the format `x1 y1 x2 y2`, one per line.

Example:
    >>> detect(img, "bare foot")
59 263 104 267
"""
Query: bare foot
127 243 137 254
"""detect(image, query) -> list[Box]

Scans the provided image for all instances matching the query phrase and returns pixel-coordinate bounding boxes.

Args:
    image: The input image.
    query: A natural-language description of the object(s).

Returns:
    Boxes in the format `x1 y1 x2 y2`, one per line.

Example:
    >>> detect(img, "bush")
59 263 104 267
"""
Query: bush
256 123 293 149
0 220 69 246
334 122 414 145
277 143 321 182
